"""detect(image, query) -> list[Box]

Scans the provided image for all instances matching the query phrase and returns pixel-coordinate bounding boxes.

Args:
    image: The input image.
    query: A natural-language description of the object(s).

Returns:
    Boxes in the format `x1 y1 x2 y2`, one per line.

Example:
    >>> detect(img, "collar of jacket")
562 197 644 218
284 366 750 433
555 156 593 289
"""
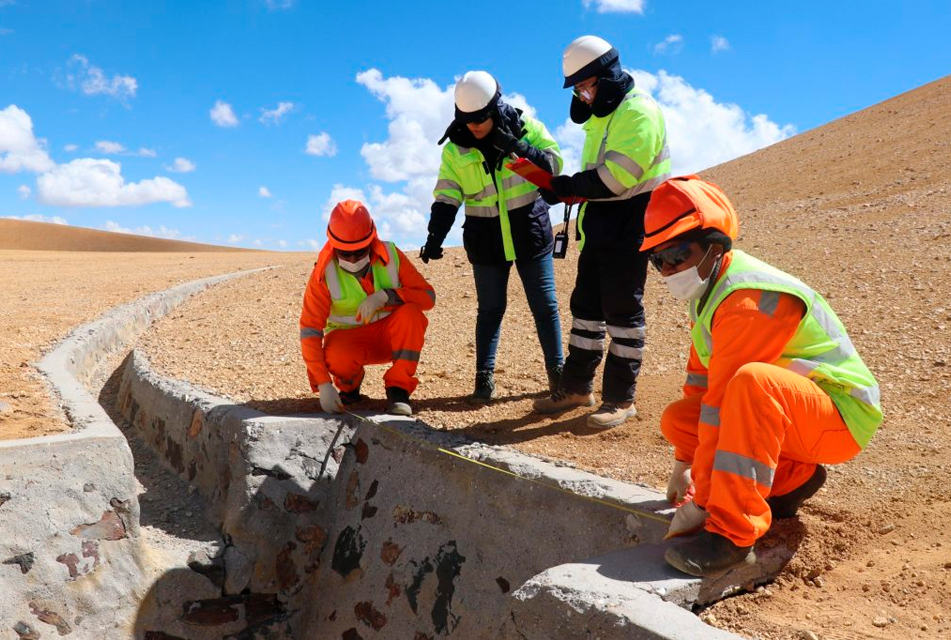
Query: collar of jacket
442 101 525 148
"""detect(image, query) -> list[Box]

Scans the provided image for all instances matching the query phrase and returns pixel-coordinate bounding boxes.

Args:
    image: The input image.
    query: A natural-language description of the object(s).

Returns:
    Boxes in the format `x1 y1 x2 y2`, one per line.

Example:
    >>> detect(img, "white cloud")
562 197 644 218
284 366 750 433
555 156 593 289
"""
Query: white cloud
3 214 68 225
95 140 126 154
654 34 684 55
95 141 156 157
260 101 294 125
305 132 337 157
0 28 12 36
277 239 287 248
64 144 78 152
258 186 272 198
37 158 192 208
252 239 263 246
0 105 55 173
630 69 794 173
165 157 196 173
17 184 30 199
265 0 294 8
711 35 731 53
227 233 246 244
582 0 645 13
355 69 453 182
66 55 137 101
502 92 537 120
103 220 182 239
210 100 239 127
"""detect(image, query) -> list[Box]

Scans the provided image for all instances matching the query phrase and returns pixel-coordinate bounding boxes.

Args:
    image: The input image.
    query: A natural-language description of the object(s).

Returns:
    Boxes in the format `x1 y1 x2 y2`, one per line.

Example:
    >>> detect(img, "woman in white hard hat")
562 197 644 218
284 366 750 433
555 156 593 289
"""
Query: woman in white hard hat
420 71 564 403
533 35 671 429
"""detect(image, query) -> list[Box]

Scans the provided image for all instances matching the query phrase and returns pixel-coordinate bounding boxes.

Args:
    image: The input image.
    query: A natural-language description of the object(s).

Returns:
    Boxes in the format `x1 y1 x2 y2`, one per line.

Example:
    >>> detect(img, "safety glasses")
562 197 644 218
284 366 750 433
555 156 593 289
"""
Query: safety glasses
336 247 369 261
649 241 695 271
572 78 598 98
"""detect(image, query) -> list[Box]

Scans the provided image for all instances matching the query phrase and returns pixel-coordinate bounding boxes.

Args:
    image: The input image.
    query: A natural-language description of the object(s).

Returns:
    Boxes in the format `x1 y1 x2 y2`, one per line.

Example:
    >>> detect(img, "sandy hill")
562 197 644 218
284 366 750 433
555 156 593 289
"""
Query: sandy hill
0 218 250 252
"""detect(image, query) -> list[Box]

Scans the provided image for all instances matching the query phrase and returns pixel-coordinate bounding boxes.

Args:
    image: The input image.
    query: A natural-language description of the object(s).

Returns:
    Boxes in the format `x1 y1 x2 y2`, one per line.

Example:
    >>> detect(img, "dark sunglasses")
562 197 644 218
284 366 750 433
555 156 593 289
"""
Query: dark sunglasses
337 247 369 260
649 241 694 271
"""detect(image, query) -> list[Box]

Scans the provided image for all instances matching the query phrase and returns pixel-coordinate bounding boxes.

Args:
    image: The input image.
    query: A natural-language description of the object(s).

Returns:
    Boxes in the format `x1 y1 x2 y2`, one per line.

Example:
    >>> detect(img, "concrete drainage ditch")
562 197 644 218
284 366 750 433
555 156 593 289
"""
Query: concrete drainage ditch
0 268 798 639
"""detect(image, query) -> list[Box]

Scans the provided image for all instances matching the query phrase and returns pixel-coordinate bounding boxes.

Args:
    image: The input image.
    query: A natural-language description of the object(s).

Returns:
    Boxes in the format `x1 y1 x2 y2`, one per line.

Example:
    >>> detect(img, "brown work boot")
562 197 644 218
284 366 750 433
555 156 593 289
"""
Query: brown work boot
767 465 827 519
586 401 636 429
532 387 595 415
664 530 756 577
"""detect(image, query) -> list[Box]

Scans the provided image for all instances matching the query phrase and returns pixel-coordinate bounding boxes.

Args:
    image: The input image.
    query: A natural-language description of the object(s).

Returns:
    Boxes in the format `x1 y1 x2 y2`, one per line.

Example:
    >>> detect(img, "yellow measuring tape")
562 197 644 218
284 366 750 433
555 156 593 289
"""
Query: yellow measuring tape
345 410 671 526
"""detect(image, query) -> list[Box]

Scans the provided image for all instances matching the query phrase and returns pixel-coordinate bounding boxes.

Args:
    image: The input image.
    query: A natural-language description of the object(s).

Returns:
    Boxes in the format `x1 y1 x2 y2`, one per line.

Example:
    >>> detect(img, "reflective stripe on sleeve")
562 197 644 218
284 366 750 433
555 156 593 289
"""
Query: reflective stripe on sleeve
757 291 781 317
713 450 775 488
435 193 462 207
300 327 323 339
685 372 708 388
603 150 645 180
700 403 720 427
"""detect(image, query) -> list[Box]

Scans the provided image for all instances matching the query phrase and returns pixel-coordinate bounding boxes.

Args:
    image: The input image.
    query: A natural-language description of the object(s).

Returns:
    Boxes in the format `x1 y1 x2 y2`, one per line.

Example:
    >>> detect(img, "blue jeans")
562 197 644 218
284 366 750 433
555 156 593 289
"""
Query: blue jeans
472 254 563 373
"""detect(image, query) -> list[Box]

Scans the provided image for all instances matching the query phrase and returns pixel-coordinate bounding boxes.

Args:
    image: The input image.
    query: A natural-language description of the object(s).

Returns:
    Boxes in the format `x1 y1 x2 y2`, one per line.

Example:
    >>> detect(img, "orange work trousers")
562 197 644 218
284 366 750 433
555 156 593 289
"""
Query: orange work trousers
323 303 427 395
660 362 861 547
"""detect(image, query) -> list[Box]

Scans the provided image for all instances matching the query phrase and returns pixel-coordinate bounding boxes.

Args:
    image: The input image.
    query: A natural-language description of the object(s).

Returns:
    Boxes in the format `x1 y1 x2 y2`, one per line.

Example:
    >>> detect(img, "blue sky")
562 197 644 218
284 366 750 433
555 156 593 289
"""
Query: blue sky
1 0 948 251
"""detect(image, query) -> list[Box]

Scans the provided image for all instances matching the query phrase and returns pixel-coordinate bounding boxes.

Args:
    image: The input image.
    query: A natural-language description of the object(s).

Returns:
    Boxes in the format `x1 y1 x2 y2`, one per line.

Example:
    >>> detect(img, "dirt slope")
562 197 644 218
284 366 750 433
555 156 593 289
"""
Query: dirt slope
136 75 950 638
0 218 251 252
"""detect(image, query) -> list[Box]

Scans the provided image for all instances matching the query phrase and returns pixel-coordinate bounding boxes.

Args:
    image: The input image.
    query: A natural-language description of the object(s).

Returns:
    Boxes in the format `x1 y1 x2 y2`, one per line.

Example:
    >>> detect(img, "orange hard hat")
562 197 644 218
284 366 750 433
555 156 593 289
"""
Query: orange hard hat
327 199 376 251
640 175 739 252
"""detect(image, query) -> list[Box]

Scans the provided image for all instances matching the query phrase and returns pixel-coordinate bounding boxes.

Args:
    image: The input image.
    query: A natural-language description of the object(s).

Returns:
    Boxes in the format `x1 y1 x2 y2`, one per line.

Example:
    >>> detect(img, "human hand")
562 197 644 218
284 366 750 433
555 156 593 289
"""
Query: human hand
318 382 343 414
664 501 708 540
356 289 388 324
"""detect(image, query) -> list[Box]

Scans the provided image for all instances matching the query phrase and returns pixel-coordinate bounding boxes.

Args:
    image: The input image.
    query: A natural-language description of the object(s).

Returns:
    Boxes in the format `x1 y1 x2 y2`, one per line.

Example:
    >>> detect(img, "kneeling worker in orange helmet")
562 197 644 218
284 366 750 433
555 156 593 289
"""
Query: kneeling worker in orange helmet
300 200 435 416
642 176 882 577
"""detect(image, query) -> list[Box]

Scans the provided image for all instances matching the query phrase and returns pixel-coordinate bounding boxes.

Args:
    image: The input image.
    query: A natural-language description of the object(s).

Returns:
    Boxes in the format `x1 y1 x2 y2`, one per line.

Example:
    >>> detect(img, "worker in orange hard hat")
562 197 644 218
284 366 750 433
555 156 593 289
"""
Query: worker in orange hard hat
300 200 435 416
643 176 882 577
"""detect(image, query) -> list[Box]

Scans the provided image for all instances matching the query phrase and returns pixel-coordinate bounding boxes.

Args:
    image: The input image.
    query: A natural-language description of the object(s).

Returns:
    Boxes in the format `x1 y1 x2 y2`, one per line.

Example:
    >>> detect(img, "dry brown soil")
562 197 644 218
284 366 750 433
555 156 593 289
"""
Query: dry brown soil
4 76 950 638
0 238 300 440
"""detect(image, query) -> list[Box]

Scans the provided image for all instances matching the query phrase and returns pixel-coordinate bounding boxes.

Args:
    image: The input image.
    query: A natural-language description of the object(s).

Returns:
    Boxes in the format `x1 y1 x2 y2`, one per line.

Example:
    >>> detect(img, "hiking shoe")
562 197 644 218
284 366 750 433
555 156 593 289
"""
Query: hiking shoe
767 465 827 519
545 365 563 394
586 401 636 429
532 388 595 414
468 370 495 405
385 387 412 416
339 386 363 406
664 530 756 577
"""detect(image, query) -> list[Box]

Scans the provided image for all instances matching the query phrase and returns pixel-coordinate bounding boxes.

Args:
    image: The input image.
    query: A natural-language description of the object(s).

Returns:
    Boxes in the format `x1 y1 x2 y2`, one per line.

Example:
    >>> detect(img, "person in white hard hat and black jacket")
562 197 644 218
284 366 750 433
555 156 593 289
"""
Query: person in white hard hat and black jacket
420 71 565 404
533 35 672 429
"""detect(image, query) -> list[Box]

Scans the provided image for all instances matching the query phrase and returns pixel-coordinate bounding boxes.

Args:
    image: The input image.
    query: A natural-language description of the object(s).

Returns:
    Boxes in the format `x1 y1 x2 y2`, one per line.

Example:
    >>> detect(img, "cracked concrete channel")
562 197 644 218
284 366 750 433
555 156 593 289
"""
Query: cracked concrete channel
0 268 797 639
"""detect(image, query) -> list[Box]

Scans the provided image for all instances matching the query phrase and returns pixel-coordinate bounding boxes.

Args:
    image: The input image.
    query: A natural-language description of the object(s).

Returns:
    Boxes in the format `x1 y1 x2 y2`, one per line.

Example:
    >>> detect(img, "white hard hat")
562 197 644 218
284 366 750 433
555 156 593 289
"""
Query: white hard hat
454 70 500 114
562 35 618 88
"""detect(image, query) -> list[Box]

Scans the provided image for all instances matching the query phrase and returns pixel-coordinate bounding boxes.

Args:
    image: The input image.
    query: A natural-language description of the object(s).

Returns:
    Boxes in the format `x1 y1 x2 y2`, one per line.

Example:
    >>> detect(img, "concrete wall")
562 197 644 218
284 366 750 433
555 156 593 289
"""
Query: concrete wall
0 269 268 639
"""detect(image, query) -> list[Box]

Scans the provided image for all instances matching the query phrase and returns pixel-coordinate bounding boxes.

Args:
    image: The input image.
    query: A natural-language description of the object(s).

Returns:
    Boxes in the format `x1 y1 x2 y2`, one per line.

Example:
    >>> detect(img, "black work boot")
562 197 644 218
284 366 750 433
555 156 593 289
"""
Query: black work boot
664 530 756 577
767 465 827 519
339 386 363 406
385 387 412 416
468 370 495 405
545 365 563 394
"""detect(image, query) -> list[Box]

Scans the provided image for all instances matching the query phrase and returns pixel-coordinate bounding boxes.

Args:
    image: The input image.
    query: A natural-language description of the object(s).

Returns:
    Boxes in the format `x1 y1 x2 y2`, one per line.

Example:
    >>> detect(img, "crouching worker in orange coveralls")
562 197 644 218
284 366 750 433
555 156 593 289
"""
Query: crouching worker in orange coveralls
300 199 435 417
641 176 883 577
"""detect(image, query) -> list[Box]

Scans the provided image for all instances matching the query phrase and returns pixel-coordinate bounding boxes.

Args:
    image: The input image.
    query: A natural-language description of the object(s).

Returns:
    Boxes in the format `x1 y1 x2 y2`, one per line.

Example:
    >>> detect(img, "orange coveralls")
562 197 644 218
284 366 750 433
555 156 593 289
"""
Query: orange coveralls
300 243 435 395
661 253 861 547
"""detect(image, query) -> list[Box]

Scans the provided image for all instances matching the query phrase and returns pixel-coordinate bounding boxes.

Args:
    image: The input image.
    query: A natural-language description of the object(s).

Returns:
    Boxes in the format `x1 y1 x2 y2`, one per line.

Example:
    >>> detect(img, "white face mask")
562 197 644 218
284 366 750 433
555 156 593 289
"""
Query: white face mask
661 247 713 301
338 254 370 273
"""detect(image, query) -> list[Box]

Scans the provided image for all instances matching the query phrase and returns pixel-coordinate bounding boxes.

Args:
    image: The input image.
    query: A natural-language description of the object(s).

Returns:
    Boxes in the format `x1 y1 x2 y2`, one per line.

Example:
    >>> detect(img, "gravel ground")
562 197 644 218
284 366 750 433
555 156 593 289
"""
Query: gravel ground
139 76 951 638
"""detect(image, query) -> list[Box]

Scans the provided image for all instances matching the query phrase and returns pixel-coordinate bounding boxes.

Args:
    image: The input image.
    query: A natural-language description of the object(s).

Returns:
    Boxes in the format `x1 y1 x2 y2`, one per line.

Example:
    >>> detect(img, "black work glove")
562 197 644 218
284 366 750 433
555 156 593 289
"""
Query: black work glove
419 233 444 264
549 174 574 199
539 188 561 205
491 127 521 157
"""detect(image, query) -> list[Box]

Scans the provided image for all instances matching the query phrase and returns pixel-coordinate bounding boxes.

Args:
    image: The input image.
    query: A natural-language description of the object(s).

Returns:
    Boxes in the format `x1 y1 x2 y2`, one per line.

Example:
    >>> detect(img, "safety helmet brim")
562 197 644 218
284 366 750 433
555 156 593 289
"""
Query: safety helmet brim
640 175 740 252
563 47 619 88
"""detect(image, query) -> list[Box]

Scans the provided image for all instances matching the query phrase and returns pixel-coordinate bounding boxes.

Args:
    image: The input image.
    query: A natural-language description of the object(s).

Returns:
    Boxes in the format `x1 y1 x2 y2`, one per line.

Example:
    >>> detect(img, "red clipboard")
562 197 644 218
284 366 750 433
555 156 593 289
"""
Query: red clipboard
505 158 585 204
